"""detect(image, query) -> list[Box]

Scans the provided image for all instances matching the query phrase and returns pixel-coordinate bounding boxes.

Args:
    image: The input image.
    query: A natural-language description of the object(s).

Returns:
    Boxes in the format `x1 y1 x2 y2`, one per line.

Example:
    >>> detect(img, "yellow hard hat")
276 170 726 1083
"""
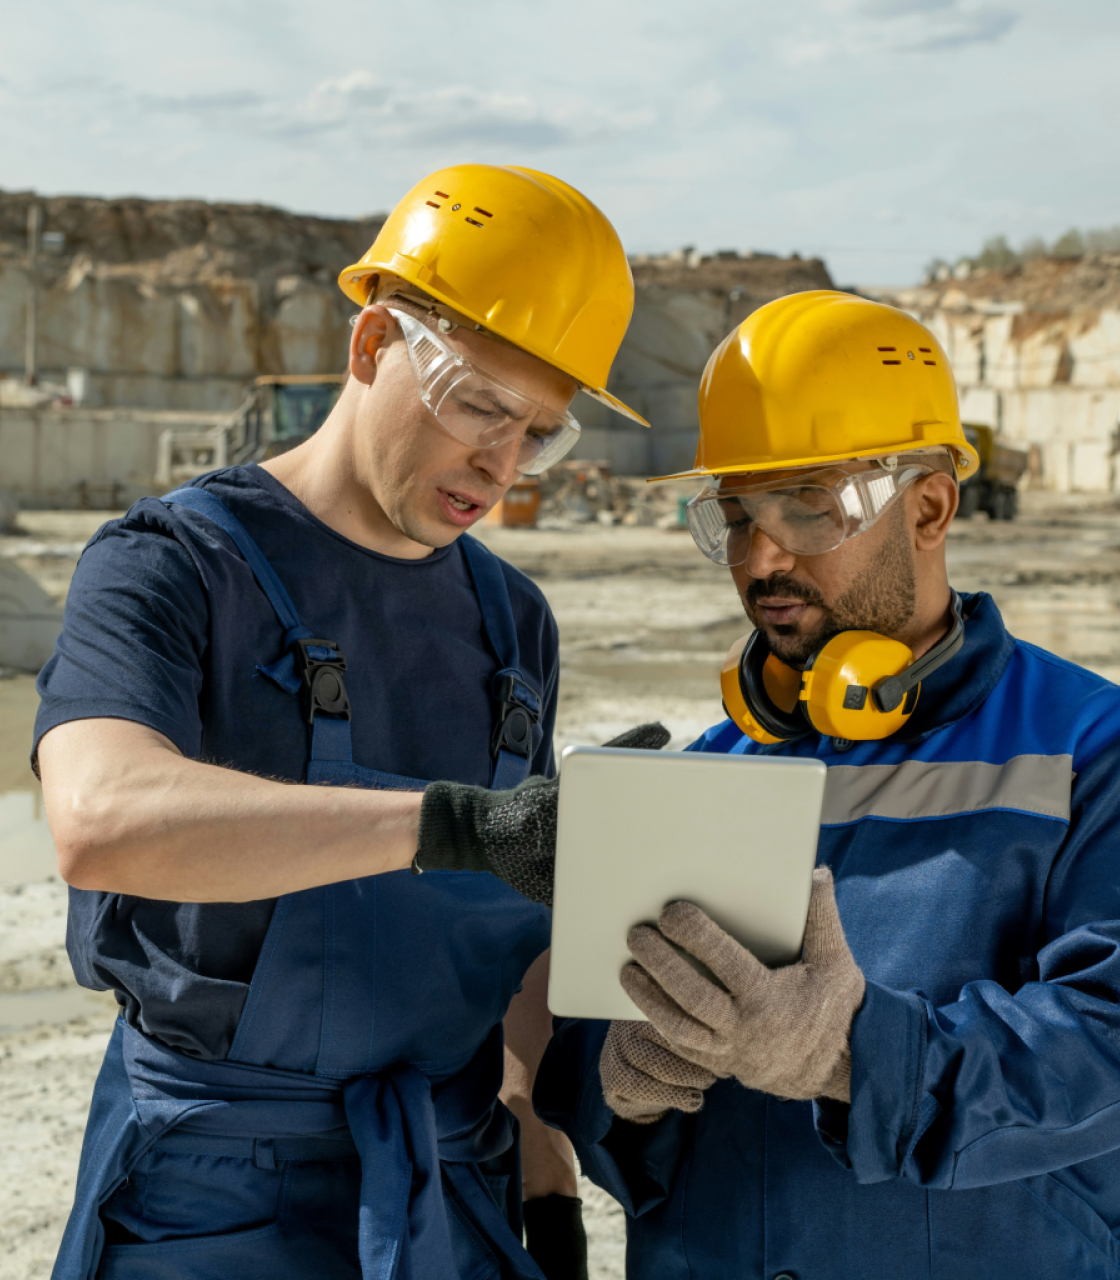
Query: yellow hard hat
339 164 648 427
658 290 978 481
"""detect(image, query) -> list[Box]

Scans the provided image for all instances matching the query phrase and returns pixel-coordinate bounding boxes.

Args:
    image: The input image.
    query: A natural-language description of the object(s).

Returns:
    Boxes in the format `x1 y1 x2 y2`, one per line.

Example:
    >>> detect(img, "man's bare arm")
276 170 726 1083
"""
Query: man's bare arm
501 949 579 1199
38 718 420 902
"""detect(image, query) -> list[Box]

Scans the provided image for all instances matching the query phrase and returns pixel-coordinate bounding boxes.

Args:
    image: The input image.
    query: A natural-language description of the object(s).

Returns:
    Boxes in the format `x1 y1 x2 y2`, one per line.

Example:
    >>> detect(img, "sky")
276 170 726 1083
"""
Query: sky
1 0 1117 285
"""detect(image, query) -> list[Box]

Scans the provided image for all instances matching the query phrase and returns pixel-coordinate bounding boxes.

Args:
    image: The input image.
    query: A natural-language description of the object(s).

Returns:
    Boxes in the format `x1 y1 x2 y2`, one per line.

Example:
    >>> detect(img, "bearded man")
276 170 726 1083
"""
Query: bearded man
534 291 1120 1280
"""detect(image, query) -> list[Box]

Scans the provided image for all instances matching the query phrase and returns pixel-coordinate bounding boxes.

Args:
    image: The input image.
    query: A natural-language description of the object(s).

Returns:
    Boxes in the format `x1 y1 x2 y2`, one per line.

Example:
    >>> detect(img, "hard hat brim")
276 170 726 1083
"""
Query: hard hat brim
582 385 650 428
649 438 981 484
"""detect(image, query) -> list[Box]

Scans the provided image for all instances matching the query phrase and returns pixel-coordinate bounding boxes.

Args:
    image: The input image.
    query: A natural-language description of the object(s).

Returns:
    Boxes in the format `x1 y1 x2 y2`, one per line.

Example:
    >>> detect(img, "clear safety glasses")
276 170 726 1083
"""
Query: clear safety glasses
387 307 581 476
686 458 935 565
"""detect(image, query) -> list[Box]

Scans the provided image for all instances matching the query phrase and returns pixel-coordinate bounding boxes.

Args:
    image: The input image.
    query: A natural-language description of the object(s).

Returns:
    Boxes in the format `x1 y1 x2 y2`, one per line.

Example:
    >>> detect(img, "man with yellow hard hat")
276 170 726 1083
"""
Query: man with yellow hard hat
36 164 665 1280
536 290 1120 1278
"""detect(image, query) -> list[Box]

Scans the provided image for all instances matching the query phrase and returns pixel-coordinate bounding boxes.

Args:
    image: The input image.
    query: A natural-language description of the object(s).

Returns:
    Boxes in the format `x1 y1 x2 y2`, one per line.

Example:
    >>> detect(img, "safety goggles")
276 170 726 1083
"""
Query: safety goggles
686 458 936 565
387 307 581 476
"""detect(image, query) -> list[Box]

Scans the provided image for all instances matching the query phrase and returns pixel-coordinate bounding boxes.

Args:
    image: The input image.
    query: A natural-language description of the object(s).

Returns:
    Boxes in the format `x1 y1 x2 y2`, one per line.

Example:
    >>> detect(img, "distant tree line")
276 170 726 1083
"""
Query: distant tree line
926 225 1120 281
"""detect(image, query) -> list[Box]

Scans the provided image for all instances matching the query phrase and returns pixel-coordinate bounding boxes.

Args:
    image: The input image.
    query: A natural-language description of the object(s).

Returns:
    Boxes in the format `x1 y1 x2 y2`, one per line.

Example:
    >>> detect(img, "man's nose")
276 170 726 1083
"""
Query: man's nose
472 434 524 489
741 526 797 580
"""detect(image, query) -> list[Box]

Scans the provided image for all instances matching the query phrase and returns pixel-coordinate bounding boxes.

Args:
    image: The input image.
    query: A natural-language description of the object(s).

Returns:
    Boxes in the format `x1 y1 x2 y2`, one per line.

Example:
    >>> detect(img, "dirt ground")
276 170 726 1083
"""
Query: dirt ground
5 494 1120 1278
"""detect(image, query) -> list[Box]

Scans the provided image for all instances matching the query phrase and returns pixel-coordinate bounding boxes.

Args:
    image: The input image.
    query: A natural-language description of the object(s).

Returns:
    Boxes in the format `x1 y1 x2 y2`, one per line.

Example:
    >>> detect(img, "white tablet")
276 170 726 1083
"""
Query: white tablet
547 746 828 1021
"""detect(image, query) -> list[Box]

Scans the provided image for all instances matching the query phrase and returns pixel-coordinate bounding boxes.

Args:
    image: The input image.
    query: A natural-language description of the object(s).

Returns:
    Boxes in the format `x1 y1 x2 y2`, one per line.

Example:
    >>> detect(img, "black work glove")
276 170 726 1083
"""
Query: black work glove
415 723 671 905
523 1194 588 1280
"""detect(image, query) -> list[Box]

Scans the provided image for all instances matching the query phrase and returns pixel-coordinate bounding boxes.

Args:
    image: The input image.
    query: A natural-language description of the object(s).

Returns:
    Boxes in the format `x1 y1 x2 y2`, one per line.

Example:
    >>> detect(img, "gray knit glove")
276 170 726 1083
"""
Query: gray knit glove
622 867 866 1103
415 723 672 906
600 1020 717 1124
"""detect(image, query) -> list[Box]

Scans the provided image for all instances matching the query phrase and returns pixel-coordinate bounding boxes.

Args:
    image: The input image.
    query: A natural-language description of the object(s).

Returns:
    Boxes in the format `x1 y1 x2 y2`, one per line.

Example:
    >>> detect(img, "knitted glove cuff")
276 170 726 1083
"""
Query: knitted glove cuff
820 1045 853 1103
415 782 491 874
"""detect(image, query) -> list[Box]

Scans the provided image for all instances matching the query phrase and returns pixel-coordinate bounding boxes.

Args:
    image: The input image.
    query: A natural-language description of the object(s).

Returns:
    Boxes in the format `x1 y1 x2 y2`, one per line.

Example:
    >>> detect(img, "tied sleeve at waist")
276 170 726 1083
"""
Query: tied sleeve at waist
53 1020 542 1280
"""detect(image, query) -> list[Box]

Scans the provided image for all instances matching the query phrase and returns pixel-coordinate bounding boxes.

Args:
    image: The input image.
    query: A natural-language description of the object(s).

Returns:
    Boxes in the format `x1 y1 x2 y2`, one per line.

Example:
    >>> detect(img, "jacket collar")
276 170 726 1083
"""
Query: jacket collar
892 591 1015 743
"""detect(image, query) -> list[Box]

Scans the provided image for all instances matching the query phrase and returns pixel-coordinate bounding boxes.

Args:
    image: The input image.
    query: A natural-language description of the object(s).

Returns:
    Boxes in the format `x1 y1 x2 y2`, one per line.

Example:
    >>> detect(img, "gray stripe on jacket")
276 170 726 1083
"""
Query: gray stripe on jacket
821 754 1073 826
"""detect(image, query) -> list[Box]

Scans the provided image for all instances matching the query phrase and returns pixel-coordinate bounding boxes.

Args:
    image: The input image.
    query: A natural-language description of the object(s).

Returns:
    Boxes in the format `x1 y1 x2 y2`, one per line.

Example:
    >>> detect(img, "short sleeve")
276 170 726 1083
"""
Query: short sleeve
34 504 211 766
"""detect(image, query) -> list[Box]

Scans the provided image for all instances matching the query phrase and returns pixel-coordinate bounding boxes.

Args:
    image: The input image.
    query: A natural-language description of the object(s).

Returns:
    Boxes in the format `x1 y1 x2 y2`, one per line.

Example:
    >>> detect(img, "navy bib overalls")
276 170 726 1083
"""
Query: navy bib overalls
52 488 552 1280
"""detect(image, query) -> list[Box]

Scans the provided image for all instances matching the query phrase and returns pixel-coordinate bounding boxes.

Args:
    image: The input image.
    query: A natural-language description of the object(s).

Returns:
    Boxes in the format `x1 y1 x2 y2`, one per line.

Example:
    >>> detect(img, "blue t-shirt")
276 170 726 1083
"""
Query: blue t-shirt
34 464 559 1059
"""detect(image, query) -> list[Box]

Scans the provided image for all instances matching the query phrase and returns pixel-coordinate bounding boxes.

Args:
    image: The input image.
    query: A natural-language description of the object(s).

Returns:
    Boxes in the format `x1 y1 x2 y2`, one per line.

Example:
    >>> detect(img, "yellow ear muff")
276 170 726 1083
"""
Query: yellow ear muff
719 594 963 745
799 631 917 740
721 632 805 744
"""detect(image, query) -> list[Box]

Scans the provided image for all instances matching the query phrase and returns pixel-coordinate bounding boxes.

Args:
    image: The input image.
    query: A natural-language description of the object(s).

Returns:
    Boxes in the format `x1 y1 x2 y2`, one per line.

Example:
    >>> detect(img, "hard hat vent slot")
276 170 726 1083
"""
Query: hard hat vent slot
473 207 494 218
877 347 896 352
465 217 485 228
426 201 441 209
434 191 450 198
924 360 937 366
882 359 902 365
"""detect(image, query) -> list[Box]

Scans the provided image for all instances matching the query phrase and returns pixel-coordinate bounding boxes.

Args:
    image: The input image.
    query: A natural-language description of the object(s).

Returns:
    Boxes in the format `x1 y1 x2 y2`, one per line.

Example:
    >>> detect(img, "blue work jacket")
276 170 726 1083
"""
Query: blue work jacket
536 592 1120 1279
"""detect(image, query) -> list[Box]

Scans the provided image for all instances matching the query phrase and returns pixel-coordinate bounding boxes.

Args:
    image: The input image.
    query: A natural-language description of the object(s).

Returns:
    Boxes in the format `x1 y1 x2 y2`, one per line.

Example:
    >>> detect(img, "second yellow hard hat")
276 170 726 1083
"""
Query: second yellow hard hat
339 164 648 427
660 290 978 481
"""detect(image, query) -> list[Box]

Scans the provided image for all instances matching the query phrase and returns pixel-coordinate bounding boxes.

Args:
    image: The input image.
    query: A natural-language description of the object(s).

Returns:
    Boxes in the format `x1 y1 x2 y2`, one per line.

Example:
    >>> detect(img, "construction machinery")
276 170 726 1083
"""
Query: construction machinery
156 374 345 486
957 423 1029 521
246 374 346 459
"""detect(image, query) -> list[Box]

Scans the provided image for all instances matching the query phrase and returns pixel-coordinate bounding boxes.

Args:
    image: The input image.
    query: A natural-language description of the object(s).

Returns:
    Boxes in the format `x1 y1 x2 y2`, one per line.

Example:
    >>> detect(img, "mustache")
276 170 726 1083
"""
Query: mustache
744 574 827 611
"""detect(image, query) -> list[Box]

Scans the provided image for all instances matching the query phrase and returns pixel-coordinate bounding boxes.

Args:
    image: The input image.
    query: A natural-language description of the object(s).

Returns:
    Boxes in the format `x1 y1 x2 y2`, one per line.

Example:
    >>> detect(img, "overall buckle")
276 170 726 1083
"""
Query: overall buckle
491 673 540 760
293 638 351 724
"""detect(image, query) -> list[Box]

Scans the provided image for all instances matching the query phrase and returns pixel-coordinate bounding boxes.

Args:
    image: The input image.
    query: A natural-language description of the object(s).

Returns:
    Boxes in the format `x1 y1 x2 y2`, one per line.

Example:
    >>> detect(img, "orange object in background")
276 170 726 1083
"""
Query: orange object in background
486 478 540 527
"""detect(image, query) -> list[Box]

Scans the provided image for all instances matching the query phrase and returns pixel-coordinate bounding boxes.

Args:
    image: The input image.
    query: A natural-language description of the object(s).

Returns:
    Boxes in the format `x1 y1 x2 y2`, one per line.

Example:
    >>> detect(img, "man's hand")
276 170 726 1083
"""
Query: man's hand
523 1194 588 1280
600 1020 716 1124
414 723 671 905
621 867 866 1103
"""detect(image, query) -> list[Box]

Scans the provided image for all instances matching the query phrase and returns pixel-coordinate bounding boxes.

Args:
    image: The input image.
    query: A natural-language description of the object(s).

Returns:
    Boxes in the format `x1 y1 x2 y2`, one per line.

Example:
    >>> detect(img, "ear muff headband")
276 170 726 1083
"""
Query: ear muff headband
740 631 811 741
723 593 966 744
872 592 964 712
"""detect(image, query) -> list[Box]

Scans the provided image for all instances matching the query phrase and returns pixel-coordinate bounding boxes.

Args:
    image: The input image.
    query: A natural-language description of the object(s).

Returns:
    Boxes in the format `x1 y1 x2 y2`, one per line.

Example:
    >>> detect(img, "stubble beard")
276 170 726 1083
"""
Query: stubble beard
745 505 918 669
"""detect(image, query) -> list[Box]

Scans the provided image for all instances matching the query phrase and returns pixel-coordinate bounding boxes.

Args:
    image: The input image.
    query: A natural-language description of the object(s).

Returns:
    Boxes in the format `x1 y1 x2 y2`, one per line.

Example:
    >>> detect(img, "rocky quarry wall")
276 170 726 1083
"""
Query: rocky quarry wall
11 189 1118 503
0 190 835 505
882 255 1120 493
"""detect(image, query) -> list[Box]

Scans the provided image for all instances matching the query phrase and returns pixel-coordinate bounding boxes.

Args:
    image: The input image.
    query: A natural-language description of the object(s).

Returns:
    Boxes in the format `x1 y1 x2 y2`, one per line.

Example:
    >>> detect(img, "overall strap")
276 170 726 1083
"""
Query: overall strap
162 486 354 771
459 534 541 789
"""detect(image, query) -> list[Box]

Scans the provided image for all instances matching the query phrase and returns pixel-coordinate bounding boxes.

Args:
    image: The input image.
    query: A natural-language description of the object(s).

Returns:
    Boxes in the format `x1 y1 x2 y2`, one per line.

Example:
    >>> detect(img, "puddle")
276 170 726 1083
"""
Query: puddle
0 986 114 1033
0 789 57 887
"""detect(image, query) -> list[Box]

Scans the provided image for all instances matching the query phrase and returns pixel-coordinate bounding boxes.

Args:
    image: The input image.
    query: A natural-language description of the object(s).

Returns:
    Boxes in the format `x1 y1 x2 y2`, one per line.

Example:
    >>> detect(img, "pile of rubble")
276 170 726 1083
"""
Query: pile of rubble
0 189 385 292
630 248 834 299
538 461 696 529
891 252 1120 320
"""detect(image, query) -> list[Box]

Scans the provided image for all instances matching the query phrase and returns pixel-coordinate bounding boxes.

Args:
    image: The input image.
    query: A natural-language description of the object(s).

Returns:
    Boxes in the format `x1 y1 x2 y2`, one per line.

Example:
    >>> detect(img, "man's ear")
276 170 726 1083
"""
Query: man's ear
349 306 395 387
912 472 958 551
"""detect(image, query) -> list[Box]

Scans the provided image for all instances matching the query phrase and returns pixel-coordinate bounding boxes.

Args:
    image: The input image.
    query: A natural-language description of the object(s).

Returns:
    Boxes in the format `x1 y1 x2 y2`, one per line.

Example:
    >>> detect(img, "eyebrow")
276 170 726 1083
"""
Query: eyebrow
467 384 531 420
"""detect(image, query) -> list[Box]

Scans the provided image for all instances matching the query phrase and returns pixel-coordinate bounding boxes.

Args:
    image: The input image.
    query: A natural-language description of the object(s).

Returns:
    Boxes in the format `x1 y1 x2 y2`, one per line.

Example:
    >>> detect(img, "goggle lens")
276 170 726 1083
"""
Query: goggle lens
686 462 932 565
390 308 580 475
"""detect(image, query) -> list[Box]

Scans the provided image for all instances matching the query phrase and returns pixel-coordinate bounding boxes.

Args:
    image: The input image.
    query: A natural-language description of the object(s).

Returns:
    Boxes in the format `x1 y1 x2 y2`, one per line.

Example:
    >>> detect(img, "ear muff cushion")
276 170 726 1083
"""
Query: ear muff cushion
740 632 810 741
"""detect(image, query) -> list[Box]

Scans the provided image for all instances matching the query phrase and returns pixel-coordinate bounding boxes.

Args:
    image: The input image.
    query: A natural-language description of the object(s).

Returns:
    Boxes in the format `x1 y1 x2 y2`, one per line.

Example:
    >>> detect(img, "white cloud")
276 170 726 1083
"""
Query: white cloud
902 7 1018 50
0 0 1115 286
120 71 658 152
862 0 956 15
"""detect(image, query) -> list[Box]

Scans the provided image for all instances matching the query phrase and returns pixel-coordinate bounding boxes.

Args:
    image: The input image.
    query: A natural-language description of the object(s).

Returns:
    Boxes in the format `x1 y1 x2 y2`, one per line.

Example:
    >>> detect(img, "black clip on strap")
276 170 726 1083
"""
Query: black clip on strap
293 638 352 725
491 673 540 761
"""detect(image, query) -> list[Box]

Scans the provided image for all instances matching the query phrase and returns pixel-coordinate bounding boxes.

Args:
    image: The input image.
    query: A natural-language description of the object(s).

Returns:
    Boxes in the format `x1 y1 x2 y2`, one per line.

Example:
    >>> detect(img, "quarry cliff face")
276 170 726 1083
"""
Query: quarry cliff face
0 190 385 280
876 256 1120 492
0 190 831 441
0 191 386 410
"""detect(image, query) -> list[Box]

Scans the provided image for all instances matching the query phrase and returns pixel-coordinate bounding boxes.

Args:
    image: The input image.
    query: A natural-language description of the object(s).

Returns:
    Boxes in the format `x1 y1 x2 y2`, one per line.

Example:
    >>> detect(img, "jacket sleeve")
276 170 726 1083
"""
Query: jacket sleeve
533 1017 693 1215
820 735 1120 1188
